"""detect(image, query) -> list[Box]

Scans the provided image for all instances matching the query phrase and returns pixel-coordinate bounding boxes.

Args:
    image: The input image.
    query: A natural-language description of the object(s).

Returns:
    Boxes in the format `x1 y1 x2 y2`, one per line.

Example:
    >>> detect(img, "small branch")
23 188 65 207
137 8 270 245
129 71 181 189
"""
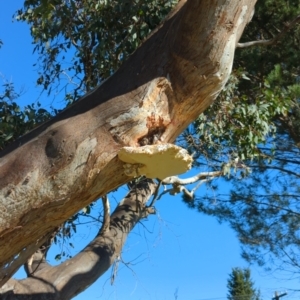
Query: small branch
237 15 300 48
0 231 53 287
162 171 223 185
180 186 194 199
251 165 300 178
148 179 162 207
111 255 121 285
189 178 212 197
156 171 223 201
173 178 213 200
24 228 59 277
100 195 110 234
25 255 34 275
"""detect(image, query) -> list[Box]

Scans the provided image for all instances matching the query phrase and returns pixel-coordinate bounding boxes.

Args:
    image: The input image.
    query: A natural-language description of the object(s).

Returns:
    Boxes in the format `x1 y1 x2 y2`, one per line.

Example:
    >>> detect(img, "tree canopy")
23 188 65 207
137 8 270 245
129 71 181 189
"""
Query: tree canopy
0 0 300 298
181 0 300 274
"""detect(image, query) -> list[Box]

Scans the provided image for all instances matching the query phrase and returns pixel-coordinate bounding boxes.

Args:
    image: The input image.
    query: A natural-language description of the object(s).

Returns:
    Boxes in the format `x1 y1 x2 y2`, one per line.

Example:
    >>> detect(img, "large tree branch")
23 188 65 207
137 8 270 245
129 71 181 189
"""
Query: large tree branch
0 0 257 279
0 179 157 299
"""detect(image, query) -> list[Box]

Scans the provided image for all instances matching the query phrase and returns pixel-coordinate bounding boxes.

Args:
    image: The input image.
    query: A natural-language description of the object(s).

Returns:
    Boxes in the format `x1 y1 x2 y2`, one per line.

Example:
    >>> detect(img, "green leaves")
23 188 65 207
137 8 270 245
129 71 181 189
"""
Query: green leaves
191 58 300 168
179 0 300 274
0 82 52 150
15 0 178 99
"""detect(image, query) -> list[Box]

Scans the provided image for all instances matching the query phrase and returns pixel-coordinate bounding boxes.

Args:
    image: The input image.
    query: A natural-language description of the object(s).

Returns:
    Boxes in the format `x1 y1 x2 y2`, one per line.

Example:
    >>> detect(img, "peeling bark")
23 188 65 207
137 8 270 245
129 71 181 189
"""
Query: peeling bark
0 0 257 292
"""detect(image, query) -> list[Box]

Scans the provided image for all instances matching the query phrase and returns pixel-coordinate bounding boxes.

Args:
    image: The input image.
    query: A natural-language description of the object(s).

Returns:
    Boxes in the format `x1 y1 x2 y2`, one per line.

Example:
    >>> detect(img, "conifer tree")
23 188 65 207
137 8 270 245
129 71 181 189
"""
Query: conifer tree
227 268 261 300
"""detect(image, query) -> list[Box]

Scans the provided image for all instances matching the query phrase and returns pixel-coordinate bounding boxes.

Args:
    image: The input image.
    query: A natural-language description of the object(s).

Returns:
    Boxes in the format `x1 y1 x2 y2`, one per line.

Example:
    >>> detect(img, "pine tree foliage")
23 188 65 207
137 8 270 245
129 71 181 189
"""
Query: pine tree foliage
227 268 261 300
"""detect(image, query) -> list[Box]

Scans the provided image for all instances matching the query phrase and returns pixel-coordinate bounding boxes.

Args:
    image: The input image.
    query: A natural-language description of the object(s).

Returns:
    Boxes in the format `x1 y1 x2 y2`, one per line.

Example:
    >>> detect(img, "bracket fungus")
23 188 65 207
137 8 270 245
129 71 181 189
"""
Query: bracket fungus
118 144 193 180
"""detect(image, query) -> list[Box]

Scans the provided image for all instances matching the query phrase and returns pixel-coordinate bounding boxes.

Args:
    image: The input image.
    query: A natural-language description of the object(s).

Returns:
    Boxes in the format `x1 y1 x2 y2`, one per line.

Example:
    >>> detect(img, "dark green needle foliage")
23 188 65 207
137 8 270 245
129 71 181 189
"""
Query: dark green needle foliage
227 268 261 300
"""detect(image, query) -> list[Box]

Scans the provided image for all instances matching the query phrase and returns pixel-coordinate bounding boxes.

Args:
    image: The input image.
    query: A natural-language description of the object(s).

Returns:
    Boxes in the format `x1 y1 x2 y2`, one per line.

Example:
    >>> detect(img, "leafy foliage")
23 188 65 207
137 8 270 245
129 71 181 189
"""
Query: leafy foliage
15 0 178 102
236 0 300 146
193 67 291 162
0 81 51 150
179 0 300 273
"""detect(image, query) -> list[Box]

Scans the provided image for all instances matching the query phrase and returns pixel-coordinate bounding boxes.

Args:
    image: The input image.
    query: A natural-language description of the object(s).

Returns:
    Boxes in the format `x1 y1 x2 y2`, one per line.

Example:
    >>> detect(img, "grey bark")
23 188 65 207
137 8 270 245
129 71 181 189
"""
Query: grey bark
0 179 156 299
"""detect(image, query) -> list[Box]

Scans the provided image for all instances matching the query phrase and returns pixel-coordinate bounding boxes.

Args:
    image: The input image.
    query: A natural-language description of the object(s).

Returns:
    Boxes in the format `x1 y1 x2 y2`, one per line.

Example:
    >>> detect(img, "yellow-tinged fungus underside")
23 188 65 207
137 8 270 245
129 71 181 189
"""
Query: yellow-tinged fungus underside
118 144 193 180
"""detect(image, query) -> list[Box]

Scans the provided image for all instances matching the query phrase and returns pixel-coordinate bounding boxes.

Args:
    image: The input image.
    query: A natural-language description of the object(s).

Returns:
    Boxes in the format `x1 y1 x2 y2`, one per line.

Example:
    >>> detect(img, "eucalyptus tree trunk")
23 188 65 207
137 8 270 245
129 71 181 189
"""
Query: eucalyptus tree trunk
0 0 256 298
0 179 156 299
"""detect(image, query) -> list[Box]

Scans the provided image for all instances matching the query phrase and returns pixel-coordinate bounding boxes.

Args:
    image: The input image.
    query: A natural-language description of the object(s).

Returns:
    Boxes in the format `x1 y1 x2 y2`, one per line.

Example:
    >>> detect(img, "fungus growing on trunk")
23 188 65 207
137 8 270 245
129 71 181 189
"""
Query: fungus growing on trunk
118 144 193 179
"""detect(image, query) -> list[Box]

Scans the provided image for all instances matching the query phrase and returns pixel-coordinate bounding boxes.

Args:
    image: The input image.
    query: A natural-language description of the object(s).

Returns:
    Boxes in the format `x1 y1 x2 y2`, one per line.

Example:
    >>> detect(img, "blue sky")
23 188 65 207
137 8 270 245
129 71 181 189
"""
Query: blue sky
1 2 300 300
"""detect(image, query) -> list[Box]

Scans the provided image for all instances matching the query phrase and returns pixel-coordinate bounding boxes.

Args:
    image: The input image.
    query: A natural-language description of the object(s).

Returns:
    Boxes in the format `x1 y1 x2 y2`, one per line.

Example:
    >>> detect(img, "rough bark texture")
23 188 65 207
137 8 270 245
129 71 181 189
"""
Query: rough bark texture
0 179 157 299
0 0 257 295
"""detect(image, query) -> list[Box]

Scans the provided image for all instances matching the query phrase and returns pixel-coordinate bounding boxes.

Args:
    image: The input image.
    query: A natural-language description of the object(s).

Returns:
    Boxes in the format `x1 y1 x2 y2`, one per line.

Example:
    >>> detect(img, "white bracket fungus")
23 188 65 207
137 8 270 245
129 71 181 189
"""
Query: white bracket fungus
118 144 193 180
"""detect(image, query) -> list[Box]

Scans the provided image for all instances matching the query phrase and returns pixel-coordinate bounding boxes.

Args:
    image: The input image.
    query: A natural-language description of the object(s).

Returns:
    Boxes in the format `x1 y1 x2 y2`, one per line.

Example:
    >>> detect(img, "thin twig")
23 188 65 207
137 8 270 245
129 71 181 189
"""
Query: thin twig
100 195 110 234
148 179 162 207
237 15 300 48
